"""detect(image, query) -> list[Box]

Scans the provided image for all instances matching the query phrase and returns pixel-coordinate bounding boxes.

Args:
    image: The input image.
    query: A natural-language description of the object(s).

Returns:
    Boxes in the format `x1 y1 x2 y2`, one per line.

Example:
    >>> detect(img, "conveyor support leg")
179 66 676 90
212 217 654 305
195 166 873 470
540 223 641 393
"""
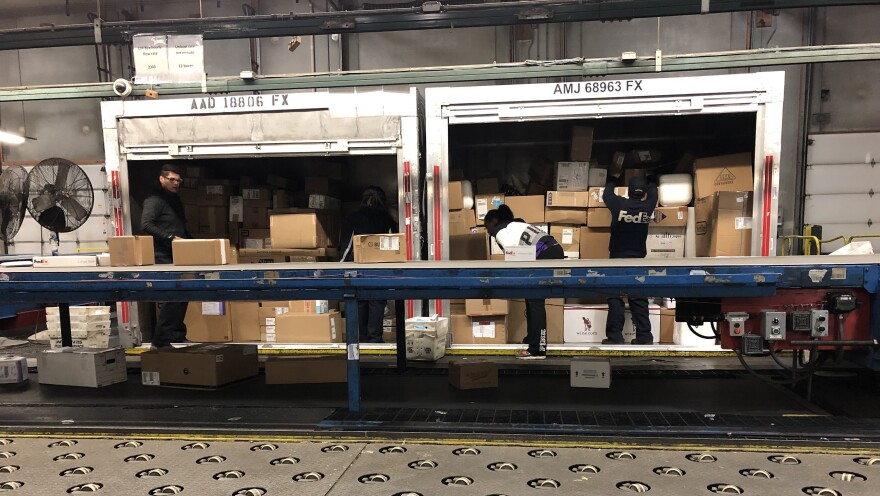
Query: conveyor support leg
395 300 406 373
59 303 72 348
344 297 361 412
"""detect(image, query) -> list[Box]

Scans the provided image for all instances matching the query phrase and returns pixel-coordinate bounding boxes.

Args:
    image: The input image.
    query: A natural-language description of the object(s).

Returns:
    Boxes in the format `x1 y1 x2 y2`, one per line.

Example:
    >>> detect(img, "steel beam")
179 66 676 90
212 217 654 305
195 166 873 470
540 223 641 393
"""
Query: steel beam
2 43 880 102
1 1 879 51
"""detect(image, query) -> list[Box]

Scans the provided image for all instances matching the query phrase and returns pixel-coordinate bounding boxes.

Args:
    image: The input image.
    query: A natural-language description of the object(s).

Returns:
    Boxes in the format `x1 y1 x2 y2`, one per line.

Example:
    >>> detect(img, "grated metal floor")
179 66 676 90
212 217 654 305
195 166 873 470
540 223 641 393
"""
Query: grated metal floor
0 436 877 495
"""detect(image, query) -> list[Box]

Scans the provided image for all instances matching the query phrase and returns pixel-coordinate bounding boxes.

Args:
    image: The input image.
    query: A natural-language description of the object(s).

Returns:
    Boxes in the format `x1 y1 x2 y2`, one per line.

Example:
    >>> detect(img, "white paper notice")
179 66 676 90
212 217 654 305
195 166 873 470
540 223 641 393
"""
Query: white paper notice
562 229 574 245
132 35 169 84
201 302 224 316
165 34 204 83
476 198 489 220
472 321 496 339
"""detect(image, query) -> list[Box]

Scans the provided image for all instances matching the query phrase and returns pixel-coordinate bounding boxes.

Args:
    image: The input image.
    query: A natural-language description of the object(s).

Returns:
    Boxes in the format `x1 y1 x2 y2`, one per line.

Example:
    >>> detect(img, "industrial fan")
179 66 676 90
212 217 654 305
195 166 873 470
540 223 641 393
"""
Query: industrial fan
0 165 29 249
24 158 94 254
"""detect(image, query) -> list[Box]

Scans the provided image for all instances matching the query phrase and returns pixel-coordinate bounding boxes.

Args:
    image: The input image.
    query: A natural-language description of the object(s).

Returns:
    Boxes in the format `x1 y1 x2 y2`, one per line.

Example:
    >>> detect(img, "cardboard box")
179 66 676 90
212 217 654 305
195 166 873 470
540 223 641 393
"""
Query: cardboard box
588 167 608 187
465 299 509 317
546 191 590 208
289 300 330 314
503 196 545 223
449 359 498 390
451 315 507 344
448 181 465 211
571 358 611 388
241 187 272 208
476 177 500 195
304 177 341 197
693 152 753 199
270 213 338 249
646 227 686 259
450 299 467 316
183 302 233 342
0 356 28 384
660 308 676 344
450 233 489 261
198 181 235 206
229 302 261 341
449 209 477 235
507 299 564 345
695 191 753 257
579 227 610 259
570 126 594 162
308 194 341 211
527 182 550 196
563 304 661 343
555 162 590 192
140 344 258 388
405 317 449 361
172 239 231 266
229 196 244 222
544 207 587 225
651 206 688 227
273 190 292 210
475 194 505 223
109 236 155 266
274 311 343 343
353 233 407 263
265 355 347 384
587 208 612 228
240 228 272 249
38 348 127 387
587 186 629 208
199 206 229 234
241 207 268 230
550 225 580 259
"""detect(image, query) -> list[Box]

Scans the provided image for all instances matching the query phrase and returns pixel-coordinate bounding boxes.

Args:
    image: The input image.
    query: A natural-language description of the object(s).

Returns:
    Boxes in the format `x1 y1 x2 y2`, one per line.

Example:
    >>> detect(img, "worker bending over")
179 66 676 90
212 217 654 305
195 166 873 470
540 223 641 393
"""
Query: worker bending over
602 175 658 345
485 204 564 360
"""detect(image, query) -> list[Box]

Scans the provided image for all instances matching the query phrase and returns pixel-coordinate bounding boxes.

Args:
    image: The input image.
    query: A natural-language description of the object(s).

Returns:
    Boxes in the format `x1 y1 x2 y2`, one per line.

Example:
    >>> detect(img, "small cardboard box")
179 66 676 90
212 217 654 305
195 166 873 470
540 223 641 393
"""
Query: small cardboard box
140 344 258 388
651 206 688 227
405 317 449 361
570 126 594 162
274 311 343 343
504 245 536 261
449 209 477 236
660 308 676 344
587 208 612 228
693 152 753 199
242 207 269 230
353 233 407 263
38 348 126 388
695 191 753 257
571 358 611 388
544 207 587 225
646 227 686 259
108 236 155 267
475 194 505 223
450 233 489 261
270 213 338 249
503 196 546 223
449 359 498 390
0 356 28 384
265 355 347 385
550 225 580 259
546 191 590 208
172 239 232 266
451 315 507 345
555 162 590 192
448 181 465 210
241 187 272 208
33 256 97 267
465 299 509 317
579 227 611 259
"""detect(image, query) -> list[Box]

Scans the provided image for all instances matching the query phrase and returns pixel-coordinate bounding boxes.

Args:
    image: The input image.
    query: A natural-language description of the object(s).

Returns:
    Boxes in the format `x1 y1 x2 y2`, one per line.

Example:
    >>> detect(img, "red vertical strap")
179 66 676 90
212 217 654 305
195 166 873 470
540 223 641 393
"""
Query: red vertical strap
403 161 414 318
433 165 443 316
110 170 130 324
761 155 773 257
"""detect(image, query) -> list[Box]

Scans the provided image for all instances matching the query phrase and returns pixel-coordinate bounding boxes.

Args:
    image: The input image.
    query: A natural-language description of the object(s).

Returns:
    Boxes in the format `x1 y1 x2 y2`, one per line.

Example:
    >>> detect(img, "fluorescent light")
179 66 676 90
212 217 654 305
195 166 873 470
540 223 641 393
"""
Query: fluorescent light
0 131 26 145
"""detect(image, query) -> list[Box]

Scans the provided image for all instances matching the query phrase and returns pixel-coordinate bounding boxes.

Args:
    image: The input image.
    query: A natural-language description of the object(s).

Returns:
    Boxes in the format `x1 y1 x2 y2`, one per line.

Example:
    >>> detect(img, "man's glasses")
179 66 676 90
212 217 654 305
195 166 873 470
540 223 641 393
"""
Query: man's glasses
162 176 182 184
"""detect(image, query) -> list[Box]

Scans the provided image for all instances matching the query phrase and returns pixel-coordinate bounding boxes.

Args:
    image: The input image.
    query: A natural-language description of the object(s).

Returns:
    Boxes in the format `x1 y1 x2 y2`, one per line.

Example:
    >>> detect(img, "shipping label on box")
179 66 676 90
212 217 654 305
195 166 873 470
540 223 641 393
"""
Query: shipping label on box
0 356 28 384
472 320 497 338
646 227 686 259
475 194 505 222
201 302 226 316
555 162 590 192
353 234 406 263
651 206 688 227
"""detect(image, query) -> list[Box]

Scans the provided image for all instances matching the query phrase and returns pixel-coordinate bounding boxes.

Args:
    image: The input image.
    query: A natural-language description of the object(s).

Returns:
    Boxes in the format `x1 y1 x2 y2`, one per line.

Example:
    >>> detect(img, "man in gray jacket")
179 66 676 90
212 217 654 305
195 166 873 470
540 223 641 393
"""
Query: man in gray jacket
142 164 191 348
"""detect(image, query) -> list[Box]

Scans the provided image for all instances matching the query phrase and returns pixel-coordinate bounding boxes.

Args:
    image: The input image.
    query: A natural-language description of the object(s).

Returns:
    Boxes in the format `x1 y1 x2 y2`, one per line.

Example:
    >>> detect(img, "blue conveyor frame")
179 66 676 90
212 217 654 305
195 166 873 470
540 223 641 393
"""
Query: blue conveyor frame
1 256 878 412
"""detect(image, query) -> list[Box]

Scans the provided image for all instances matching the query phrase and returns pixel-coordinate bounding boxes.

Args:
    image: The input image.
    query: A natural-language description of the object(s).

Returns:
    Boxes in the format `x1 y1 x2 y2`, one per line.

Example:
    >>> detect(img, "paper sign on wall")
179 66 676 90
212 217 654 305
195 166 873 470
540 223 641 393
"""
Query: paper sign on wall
133 34 204 84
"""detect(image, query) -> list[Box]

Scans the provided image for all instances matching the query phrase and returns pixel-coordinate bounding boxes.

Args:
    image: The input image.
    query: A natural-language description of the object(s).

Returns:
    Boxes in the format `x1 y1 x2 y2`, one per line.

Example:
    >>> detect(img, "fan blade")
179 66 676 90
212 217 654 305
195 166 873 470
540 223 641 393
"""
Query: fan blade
32 193 55 213
61 196 89 222
54 161 71 191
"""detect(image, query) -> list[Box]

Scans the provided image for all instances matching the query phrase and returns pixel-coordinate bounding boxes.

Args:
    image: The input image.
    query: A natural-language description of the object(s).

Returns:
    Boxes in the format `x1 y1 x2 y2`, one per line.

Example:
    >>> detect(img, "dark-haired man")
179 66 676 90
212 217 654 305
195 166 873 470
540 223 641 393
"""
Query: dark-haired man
142 164 191 348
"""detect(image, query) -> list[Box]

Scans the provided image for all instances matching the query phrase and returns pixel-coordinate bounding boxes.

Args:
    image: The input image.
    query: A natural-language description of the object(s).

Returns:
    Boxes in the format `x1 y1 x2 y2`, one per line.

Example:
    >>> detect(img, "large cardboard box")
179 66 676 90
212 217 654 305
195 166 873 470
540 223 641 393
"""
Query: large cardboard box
448 181 465 210
242 207 269 230
550 225 580 259
274 311 343 343
503 195 545 223
660 308 676 344
651 206 688 227
449 359 499 390
184 302 233 342
451 315 507 345
693 152 753 199
546 191 590 208
579 227 610 259
570 126 594 162
449 209 477 235
405 317 449 361
544 207 587 225
140 344 258 388
200 206 229 234
270 213 338 249
555 162 590 192
229 302 261 342
695 191 753 257
586 208 612 228
265 355 347 384
465 299 509 317
563 304 661 343
571 358 611 388
38 348 127 387
353 233 407 263
475 194 505 223
241 187 272 208
450 233 489 261
109 236 155 266
172 239 232 266
646 227 686 259
507 298 564 345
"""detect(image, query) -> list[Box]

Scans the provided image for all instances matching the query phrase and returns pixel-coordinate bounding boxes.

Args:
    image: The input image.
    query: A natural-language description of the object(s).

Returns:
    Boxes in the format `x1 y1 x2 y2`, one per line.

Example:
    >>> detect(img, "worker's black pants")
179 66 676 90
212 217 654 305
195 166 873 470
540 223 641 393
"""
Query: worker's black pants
152 255 188 348
525 244 565 355
606 297 652 343
359 300 387 343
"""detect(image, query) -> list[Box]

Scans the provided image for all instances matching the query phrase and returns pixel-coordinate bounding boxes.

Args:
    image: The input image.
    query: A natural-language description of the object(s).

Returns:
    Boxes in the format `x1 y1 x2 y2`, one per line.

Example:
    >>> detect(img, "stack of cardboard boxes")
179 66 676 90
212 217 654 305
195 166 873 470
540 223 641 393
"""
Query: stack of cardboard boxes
451 299 509 345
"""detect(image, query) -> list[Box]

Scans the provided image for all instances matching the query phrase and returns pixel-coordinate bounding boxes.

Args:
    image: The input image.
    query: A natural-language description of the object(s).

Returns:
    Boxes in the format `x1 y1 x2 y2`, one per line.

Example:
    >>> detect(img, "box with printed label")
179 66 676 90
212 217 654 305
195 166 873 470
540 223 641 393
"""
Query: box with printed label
570 126 594 162
183 301 233 342
448 181 465 210
550 225 580 259
451 315 507 345
475 194 505 223
449 359 499 390
695 191 753 257
571 358 611 388
544 207 587 225
0 356 28 384
555 162 590 192
507 299 564 345
546 191 590 208
587 208 612 228
199 206 229 234
646 227 686 259
172 239 232 266
274 311 343 343
33 256 97 267
449 209 477 235
405 317 449 361
693 152 753 199
353 233 407 263
563 304 661 343
579 227 610 259
229 196 244 222
38 348 127 388
651 206 688 227
109 236 155 267
265 355 347 384
241 187 272 208
140 344 258 388
465 299 509 317
308 194 342 211
503 195 545 223
270 213 339 249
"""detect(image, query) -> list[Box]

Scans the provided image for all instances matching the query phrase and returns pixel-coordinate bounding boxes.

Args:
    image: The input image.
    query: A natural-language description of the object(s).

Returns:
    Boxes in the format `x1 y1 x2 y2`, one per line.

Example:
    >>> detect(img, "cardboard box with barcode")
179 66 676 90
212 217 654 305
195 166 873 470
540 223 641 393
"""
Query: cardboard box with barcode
273 311 343 343
109 235 155 266
239 228 271 249
140 344 259 388
451 314 507 345
405 316 449 361
449 359 499 390
503 195 545 224
353 233 407 263
38 348 127 388
172 239 232 266
695 191 753 257
270 213 339 249
550 225 580 259
0 356 28 384
475 194 505 223
265 355 347 385
693 152 753 199
555 162 590 192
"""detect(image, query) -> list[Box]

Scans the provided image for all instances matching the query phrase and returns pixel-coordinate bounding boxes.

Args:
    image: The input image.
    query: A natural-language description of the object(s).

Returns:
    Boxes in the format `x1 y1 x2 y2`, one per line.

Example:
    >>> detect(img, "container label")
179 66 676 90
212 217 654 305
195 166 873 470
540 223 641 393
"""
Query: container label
735 217 753 230
473 321 496 339
562 229 574 245
380 236 400 251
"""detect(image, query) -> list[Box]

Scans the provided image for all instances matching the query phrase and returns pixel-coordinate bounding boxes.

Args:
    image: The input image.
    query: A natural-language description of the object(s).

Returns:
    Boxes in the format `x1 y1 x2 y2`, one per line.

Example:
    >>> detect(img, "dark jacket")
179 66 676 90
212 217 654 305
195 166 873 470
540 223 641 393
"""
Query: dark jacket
339 206 397 262
141 186 190 260
603 178 658 259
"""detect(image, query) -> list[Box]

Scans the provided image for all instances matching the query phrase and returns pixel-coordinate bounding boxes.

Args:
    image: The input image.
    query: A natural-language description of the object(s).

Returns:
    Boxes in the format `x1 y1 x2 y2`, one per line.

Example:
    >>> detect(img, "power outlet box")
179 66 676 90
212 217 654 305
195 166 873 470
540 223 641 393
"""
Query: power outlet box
761 310 786 340
810 309 830 338
725 312 749 337
742 335 764 355
789 311 811 332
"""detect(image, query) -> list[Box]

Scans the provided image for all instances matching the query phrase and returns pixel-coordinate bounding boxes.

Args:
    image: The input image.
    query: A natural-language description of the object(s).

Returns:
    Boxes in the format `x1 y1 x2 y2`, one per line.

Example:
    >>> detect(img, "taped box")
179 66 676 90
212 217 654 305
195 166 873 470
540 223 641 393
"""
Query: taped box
449 359 498 390
405 317 449 361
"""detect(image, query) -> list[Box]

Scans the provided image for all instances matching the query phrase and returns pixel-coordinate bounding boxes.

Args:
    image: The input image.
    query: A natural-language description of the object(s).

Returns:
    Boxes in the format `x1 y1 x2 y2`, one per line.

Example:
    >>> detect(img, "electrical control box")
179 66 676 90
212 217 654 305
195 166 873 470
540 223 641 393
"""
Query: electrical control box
789 311 811 332
725 312 749 337
810 309 830 338
761 310 786 340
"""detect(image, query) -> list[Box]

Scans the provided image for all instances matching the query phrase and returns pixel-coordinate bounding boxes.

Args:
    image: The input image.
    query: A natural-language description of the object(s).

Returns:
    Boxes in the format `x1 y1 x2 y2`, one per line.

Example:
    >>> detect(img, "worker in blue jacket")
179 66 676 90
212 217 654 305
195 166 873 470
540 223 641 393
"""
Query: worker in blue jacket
602 174 658 345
